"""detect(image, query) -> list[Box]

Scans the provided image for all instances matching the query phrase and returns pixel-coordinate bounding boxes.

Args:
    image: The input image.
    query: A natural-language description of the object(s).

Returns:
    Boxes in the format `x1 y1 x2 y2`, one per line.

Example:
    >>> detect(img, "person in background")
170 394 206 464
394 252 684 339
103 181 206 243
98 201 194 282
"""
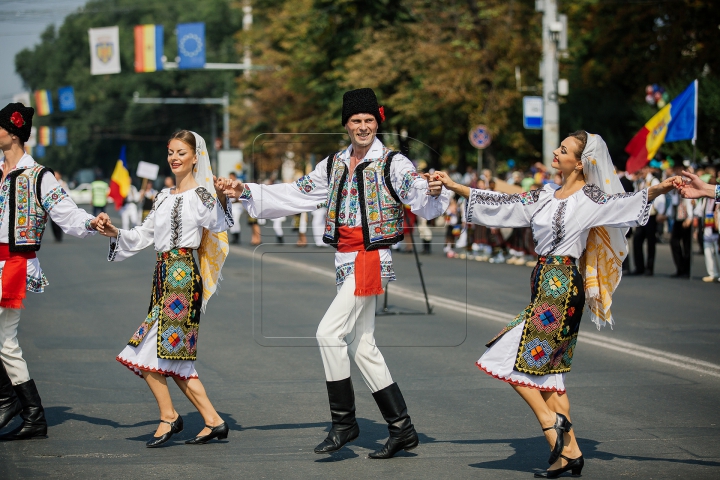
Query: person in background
692 174 720 282
616 163 635 274
668 166 694 278
120 183 140 230
91 176 109 216
312 204 328 247
631 165 664 276
227 172 243 244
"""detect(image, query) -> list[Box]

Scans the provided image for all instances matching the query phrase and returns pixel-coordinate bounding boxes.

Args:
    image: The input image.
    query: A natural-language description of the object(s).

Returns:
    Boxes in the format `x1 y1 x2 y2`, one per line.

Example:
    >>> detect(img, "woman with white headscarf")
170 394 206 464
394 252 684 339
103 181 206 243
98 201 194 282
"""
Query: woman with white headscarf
97 130 233 448
435 131 678 478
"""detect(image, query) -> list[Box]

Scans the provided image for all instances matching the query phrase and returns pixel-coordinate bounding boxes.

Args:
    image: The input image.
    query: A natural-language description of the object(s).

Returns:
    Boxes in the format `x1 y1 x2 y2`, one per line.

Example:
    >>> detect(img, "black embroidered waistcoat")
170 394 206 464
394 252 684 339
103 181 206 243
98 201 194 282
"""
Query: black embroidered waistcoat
5 165 52 252
322 149 405 251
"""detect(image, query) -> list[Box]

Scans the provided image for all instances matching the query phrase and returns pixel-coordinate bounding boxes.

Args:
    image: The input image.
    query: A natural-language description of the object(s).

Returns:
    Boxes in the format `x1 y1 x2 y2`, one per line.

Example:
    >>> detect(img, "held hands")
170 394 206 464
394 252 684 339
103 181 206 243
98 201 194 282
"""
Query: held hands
677 170 716 199
217 177 246 199
92 213 119 238
422 173 443 197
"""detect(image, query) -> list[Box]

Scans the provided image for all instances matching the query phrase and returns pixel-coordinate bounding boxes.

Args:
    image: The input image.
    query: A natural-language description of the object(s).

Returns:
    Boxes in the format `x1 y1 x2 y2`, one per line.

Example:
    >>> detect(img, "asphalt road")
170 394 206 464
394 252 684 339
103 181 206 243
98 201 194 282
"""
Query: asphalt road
1 221 719 479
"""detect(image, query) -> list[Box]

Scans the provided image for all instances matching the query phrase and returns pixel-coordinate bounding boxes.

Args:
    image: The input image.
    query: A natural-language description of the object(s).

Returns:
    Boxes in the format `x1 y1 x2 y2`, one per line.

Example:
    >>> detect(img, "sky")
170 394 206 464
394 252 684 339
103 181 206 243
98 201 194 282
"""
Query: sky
0 0 91 104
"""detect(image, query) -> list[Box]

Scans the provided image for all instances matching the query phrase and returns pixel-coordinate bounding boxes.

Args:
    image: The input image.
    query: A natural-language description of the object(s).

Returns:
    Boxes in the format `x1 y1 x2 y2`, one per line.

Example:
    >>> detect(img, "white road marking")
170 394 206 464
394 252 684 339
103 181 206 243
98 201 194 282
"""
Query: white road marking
233 246 720 379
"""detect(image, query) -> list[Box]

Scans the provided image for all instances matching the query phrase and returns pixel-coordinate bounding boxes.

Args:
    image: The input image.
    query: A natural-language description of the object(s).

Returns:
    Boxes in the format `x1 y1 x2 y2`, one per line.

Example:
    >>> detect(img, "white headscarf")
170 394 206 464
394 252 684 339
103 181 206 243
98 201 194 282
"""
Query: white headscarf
190 131 229 312
578 133 628 329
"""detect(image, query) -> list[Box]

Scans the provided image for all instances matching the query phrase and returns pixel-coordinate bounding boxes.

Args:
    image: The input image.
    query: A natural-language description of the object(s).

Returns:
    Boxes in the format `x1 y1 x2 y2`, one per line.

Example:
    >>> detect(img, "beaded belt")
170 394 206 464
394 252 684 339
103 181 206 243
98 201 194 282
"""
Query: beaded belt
537 255 576 265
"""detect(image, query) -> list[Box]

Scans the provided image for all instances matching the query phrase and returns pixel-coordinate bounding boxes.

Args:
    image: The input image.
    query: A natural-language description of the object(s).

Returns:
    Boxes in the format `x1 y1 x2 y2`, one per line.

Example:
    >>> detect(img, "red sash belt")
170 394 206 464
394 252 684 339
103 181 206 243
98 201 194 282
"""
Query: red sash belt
0 243 36 309
337 226 385 297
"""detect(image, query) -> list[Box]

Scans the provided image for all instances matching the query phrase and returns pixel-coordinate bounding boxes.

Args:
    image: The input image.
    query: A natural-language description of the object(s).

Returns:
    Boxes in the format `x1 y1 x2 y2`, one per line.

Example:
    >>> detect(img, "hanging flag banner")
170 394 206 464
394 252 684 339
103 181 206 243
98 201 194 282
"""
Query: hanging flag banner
34 145 46 158
27 127 37 147
58 86 76 112
55 127 68 146
12 92 31 106
626 80 698 173
89 26 121 75
38 126 52 146
177 22 206 70
34 90 53 116
134 24 164 72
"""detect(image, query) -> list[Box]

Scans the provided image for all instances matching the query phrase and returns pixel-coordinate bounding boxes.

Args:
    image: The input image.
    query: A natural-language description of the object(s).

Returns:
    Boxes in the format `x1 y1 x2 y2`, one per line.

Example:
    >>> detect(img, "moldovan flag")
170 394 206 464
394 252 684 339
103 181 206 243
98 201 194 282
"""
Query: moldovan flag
89 26 121 75
134 24 164 72
38 126 51 146
626 80 698 173
109 145 131 209
34 90 53 116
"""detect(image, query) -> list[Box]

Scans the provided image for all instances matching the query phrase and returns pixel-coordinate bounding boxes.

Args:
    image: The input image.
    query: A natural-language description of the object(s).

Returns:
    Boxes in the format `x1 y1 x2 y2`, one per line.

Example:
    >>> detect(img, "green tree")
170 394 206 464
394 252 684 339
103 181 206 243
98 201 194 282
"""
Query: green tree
15 0 242 179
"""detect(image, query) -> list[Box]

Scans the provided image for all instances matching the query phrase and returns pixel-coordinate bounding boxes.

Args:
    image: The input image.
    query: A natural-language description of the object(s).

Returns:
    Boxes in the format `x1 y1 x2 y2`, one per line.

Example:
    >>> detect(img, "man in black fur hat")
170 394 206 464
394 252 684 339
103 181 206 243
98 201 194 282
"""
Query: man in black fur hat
223 88 449 458
0 103 104 440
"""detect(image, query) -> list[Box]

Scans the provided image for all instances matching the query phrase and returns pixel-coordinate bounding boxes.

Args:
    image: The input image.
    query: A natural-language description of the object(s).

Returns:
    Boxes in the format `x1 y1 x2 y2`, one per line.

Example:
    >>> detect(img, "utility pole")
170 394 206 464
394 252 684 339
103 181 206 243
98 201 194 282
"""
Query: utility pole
539 0 560 170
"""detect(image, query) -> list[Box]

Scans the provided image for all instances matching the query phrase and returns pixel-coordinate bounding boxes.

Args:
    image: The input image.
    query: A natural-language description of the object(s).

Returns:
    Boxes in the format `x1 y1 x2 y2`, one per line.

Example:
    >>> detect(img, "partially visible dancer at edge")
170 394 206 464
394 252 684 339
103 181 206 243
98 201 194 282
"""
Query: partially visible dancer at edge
0 103 104 440
435 131 679 478
97 130 234 448
224 88 449 459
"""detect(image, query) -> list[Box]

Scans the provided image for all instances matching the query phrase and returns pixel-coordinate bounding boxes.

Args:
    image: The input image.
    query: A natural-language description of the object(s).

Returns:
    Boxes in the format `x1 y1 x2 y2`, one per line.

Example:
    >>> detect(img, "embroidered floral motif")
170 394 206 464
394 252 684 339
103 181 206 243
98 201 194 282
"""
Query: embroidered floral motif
238 185 252 200
637 188 652 226
108 230 122 261
169 196 183 249
335 260 396 285
195 187 216 210
548 201 567 254
582 183 634 204
42 186 69 212
716 185 720 202
470 188 542 208
26 273 49 293
13 166 48 248
0 177 10 227
397 171 419 200
295 175 317 194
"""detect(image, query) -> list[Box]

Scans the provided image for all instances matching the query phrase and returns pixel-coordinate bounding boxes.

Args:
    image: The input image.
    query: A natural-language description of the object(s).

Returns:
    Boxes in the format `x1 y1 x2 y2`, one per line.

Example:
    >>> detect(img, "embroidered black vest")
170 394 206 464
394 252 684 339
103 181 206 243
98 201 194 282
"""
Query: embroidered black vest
322 149 405 251
6 165 52 252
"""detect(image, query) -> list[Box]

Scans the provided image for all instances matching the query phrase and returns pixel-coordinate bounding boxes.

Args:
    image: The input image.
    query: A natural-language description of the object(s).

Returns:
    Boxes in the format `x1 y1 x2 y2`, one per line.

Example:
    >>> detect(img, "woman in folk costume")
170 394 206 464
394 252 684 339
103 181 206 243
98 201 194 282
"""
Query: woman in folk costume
435 131 678 478
98 130 233 448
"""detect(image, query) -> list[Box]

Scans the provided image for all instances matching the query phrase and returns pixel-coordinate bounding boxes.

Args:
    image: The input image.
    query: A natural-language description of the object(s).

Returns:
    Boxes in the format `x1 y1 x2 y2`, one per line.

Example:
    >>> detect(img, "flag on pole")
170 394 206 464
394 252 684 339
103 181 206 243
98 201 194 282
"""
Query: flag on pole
625 80 698 173
89 26 121 75
34 90 53 116
38 126 52 146
58 86 76 112
109 145 131 209
177 23 206 69
55 127 68 146
134 24 164 72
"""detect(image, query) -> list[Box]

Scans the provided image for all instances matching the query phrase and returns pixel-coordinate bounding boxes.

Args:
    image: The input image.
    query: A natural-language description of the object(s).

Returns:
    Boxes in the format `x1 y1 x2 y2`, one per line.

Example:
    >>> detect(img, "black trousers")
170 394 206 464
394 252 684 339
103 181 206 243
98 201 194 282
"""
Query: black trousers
670 220 693 276
633 215 657 274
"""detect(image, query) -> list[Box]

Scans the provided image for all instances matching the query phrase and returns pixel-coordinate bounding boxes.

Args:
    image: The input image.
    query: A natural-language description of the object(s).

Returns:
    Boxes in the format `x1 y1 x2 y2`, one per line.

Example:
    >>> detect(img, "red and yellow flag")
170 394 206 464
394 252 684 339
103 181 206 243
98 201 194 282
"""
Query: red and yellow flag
38 126 51 146
109 146 131 209
33 90 53 116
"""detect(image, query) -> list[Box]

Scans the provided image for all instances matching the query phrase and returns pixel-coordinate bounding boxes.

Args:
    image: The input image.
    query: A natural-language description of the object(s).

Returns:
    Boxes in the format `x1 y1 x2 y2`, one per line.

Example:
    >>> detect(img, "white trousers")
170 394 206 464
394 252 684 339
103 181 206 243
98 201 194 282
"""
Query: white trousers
272 217 285 237
312 208 327 246
316 275 393 393
120 204 139 230
0 308 30 385
704 240 720 278
230 202 243 234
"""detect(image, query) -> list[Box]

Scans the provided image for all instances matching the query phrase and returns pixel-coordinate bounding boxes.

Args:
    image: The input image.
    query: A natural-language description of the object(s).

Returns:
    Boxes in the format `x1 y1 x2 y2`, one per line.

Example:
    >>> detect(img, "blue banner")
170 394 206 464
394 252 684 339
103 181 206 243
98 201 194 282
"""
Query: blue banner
58 86 76 112
34 145 46 158
55 127 68 146
177 23 205 69
665 80 697 144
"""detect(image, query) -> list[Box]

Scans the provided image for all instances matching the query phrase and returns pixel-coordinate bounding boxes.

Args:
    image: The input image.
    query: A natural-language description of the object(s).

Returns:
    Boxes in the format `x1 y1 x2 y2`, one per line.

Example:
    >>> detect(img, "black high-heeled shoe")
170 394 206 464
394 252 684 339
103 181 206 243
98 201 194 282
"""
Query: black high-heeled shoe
146 415 183 448
185 422 229 445
534 454 584 478
543 413 572 465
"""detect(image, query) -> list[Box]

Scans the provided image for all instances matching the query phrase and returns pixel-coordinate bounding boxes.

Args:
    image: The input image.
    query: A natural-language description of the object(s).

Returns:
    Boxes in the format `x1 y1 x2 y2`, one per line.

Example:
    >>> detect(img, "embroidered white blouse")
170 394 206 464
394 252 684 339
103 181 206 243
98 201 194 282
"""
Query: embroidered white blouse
108 187 233 261
239 138 450 284
0 154 96 292
467 183 652 259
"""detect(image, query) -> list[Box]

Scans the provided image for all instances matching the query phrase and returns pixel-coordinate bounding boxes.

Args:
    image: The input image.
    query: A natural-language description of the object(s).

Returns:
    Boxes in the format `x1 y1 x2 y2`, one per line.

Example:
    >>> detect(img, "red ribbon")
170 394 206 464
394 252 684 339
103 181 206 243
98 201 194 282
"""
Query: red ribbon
0 244 36 309
337 226 385 297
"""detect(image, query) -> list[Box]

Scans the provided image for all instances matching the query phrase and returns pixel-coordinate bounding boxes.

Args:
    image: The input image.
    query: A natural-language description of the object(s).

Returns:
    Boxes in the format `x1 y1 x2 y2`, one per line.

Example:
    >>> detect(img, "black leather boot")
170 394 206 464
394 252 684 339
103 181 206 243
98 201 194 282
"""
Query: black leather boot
0 363 22 431
0 379 48 440
369 382 418 459
314 378 360 454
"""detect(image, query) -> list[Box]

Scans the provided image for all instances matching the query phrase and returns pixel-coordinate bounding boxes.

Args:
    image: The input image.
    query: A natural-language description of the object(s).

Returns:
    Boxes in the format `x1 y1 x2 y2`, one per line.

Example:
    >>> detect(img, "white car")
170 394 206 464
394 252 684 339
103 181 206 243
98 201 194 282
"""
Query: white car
69 183 92 205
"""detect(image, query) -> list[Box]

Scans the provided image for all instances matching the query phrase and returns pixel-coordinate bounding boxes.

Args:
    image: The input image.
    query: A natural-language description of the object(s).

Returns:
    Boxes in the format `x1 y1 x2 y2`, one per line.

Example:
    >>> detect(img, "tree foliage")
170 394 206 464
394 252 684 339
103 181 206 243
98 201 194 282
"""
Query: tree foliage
15 0 242 177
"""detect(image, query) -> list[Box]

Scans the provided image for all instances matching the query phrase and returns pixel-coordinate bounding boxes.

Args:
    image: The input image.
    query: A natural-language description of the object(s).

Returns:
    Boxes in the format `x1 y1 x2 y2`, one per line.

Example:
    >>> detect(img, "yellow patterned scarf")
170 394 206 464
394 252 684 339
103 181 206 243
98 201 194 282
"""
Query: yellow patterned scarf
190 131 229 312
579 133 629 329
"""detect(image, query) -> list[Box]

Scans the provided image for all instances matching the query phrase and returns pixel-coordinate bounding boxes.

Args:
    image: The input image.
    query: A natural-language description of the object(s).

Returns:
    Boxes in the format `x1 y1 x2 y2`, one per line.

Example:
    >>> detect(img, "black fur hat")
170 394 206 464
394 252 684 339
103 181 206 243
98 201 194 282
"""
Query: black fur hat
0 103 34 143
341 88 384 126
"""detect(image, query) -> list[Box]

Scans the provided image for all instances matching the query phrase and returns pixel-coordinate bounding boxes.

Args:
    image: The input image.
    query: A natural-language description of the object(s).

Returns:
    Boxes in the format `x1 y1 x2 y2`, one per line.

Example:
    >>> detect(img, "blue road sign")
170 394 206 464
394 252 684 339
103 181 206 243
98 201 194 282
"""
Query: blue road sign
523 96 543 129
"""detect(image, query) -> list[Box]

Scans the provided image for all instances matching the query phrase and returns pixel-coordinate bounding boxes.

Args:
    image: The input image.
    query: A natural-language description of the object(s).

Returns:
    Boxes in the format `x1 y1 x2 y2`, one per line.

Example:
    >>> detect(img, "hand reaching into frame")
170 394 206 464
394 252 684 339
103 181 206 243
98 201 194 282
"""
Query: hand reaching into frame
677 170 717 199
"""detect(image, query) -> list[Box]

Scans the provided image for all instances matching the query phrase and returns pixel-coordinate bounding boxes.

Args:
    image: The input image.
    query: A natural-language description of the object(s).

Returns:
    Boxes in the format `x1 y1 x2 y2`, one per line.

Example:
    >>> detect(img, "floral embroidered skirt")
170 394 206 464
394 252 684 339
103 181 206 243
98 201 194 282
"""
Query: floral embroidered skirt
117 248 203 380
477 255 585 393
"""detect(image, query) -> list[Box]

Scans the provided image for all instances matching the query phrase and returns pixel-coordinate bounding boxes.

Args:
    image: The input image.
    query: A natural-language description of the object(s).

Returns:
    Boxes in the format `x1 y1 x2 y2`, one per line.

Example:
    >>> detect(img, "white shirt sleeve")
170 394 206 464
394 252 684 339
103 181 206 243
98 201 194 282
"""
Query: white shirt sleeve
41 172 96 237
194 187 233 233
466 188 545 228
389 155 449 219
581 187 652 229
108 194 166 261
241 158 330 218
